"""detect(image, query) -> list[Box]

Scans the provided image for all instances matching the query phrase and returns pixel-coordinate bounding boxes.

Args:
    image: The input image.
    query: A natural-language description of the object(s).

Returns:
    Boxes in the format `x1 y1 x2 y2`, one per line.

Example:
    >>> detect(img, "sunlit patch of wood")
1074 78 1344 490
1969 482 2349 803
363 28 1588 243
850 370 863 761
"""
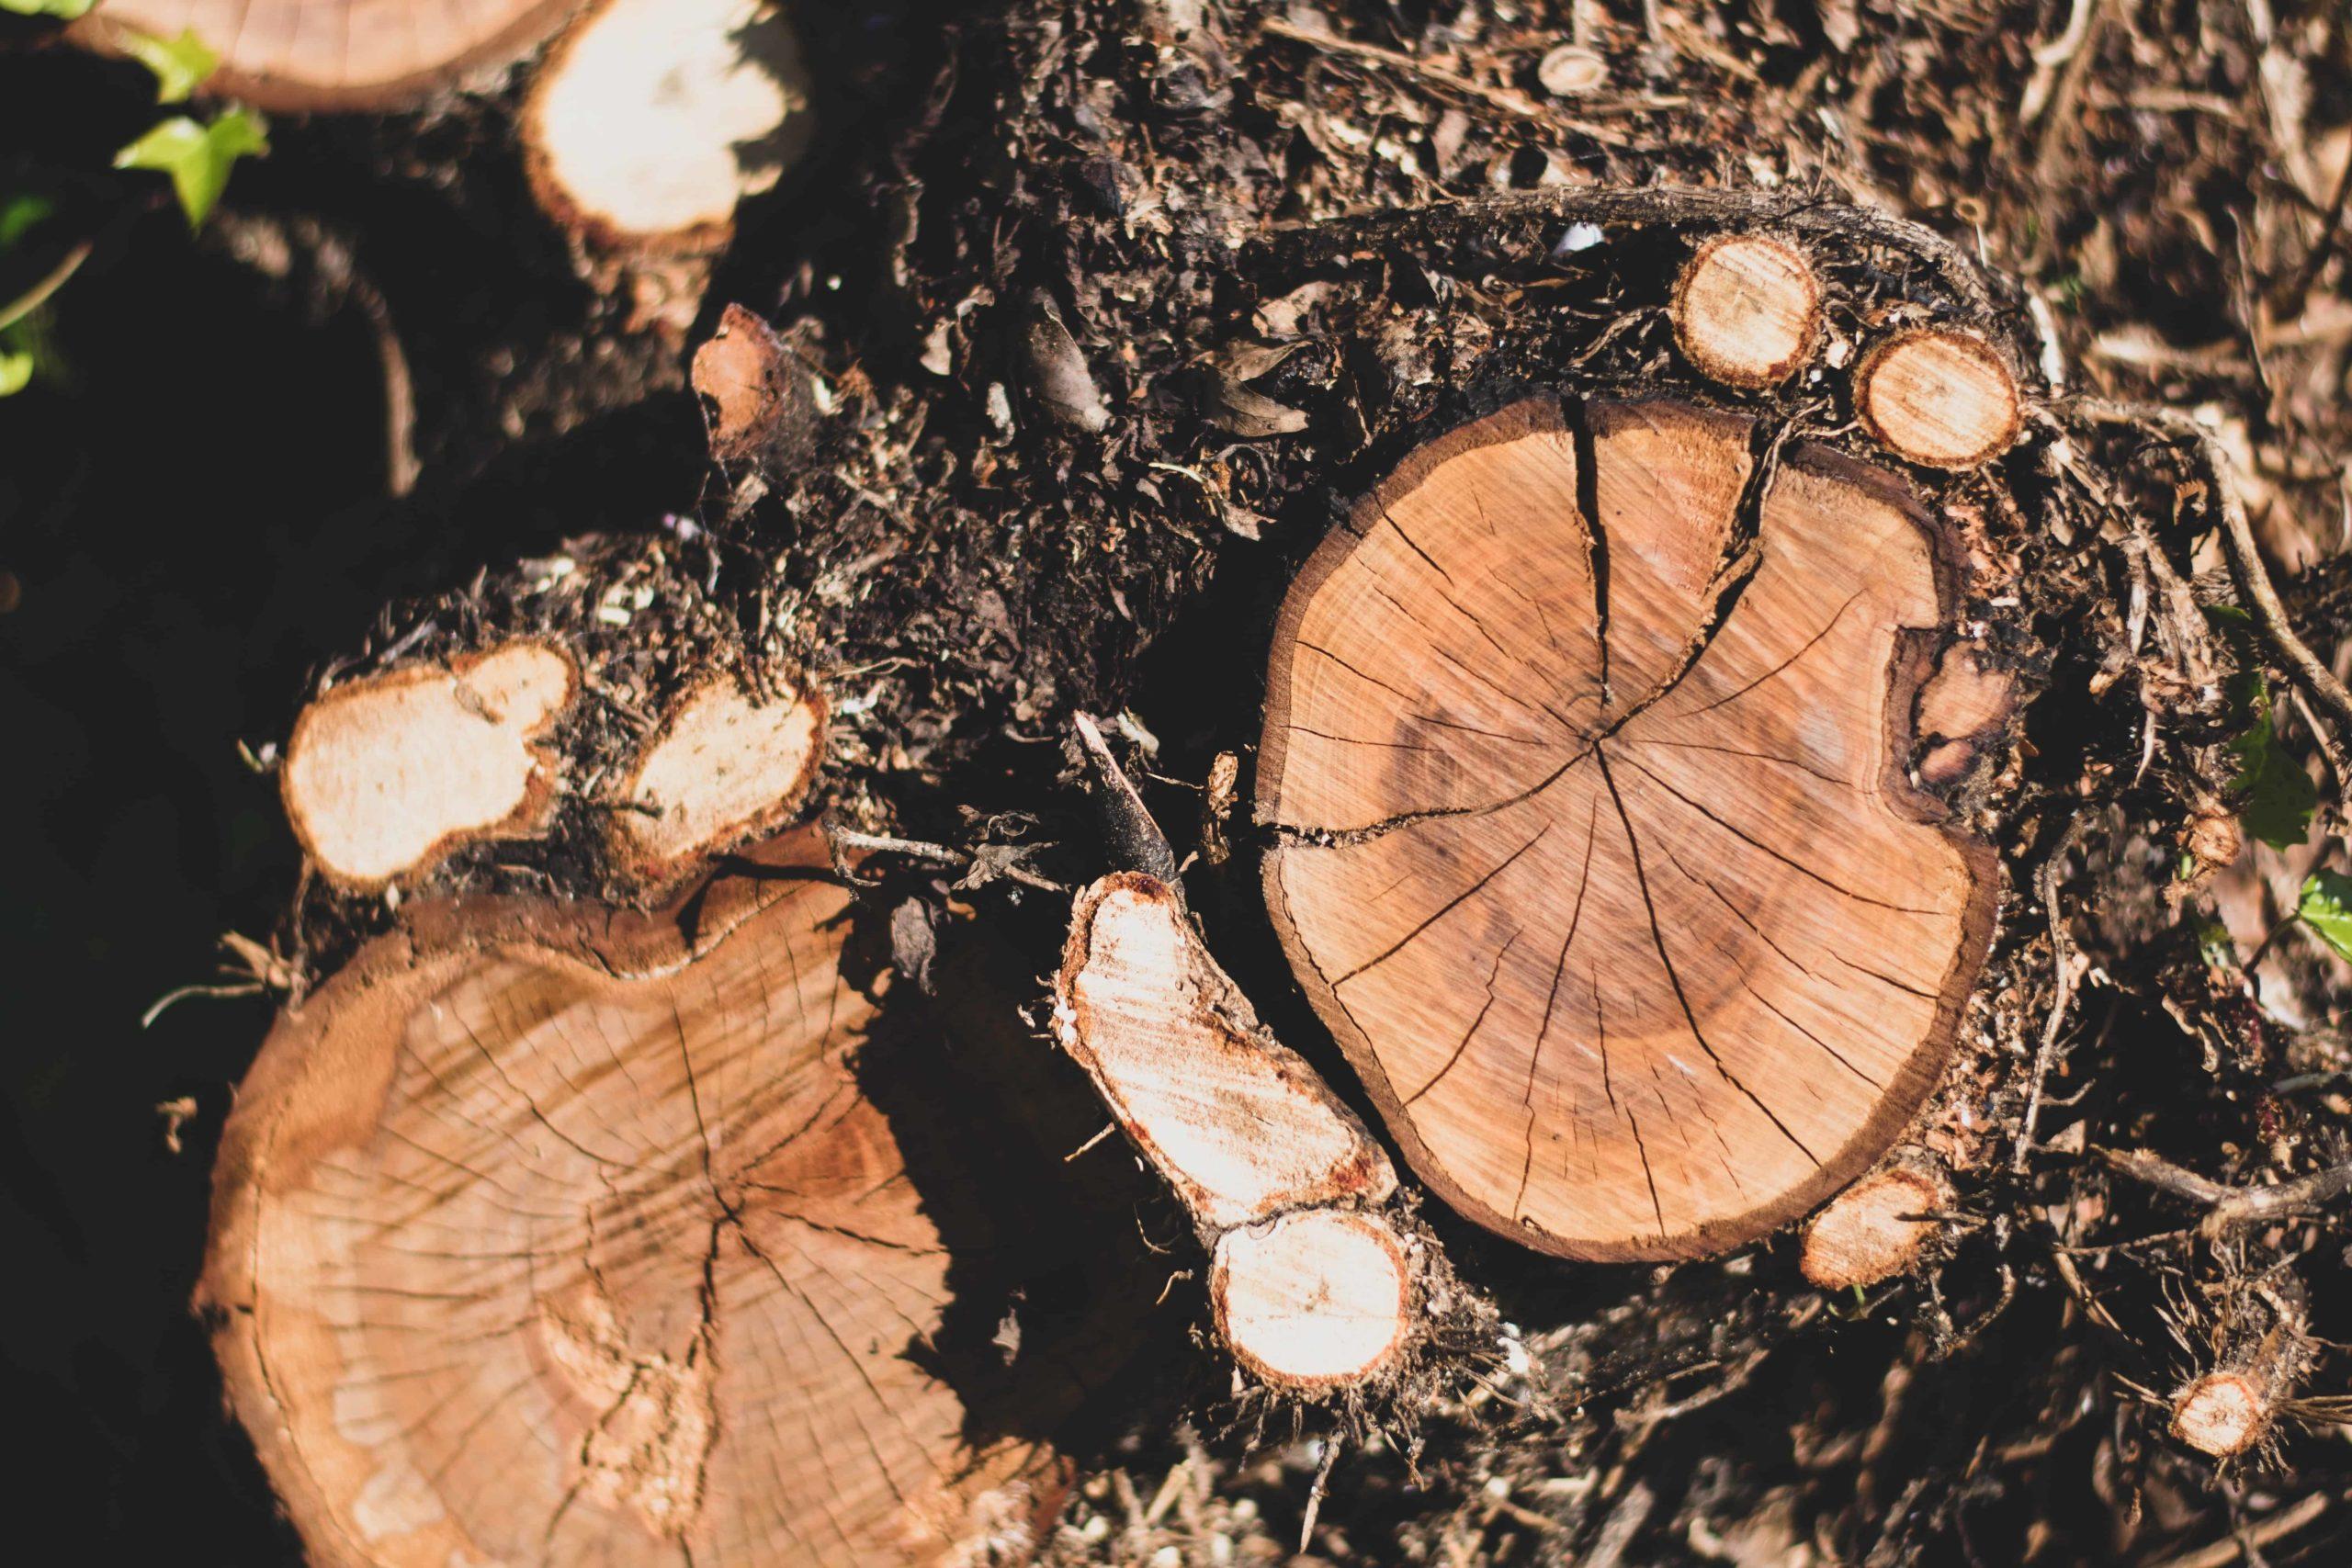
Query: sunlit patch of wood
523 0 813 254
1054 873 1417 1390
2171 1371 2271 1459
1670 234 1820 390
1856 327 2022 469
1210 1210 1412 1391
1798 1165 1945 1290
282 639 578 891
198 829 1095 1567
1054 873 1396 1230
1259 396 1997 1261
609 669 827 891
74 0 580 109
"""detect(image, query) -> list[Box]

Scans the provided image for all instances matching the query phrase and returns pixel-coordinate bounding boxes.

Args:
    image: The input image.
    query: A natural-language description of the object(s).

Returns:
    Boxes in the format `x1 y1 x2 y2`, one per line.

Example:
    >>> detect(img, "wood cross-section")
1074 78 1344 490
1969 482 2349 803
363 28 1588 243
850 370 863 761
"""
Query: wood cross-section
78 1 581 109
198 829 1114 1566
1259 397 1997 1261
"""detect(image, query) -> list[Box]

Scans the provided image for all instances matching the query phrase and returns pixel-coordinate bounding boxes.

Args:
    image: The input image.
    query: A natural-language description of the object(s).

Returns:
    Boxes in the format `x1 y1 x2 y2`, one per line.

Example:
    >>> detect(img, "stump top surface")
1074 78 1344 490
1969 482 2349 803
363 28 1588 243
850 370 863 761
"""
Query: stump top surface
82 1 579 108
198 830 1086 1567
1258 397 1997 1260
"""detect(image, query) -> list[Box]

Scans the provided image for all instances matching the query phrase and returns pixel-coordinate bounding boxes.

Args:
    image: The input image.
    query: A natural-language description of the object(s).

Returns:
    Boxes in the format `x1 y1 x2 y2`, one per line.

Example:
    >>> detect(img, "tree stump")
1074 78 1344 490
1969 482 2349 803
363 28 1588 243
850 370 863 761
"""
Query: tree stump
197 828 1118 1566
1258 396 2000 1261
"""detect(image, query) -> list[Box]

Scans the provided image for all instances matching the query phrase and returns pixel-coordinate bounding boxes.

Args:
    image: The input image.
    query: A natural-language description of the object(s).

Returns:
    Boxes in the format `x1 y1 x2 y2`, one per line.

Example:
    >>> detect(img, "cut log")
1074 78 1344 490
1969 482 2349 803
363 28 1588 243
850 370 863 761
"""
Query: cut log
197 828 1108 1566
2168 1278 2312 1460
1054 872 1418 1390
1210 1210 1413 1392
608 669 827 891
281 639 577 891
1798 1165 1946 1291
1669 234 1820 389
2172 1372 2272 1459
1259 397 1998 1261
1855 327 2022 469
522 0 813 256
74 0 579 110
1054 873 1395 1228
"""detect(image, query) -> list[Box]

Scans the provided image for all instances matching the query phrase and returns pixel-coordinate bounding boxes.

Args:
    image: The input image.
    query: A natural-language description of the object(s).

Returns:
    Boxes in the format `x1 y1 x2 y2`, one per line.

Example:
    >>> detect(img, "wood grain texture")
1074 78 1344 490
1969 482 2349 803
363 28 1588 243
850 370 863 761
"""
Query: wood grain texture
80 1 581 109
1209 1210 1411 1391
520 0 811 253
1259 397 1998 1261
608 669 827 892
1855 327 2022 469
1670 234 1820 389
281 638 577 891
1054 873 1396 1233
198 829 1102 1567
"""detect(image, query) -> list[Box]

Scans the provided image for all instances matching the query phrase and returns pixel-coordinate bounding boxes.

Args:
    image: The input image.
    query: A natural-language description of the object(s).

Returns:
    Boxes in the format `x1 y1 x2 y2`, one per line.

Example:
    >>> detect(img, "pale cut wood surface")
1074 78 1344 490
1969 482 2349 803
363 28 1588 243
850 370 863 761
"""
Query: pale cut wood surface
1210 1210 1412 1390
1856 327 2022 469
1055 873 1396 1232
522 0 811 249
610 670 826 887
1670 234 1820 389
281 639 576 890
2171 1373 2270 1458
83 0 580 108
1797 1166 1944 1290
198 830 1090 1567
1260 397 1996 1260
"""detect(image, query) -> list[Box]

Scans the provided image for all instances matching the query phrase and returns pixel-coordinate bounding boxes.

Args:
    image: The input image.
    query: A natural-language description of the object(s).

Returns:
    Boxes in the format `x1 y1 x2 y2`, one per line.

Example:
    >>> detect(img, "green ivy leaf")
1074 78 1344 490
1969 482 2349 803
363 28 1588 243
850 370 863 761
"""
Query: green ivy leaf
2196 918 2240 972
0 0 98 17
2225 676 2320 852
120 28 220 103
114 108 268 228
2296 873 2352 964
0 324 33 397
0 193 55 253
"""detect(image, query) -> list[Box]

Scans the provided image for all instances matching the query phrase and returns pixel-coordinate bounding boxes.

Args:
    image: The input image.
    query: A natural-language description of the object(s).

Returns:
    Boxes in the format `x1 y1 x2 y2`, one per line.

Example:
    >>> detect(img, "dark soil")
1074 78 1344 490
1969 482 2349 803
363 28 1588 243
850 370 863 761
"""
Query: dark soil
6 3 2352 1564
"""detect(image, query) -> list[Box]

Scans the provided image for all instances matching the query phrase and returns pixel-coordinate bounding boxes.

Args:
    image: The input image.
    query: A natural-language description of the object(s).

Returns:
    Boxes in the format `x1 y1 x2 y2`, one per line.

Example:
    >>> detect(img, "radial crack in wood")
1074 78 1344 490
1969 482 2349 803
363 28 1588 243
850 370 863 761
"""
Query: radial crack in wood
1856 327 2023 470
281 639 578 891
1670 234 1821 390
523 0 813 254
74 1 581 110
608 668 827 891
1259 396 1998 1261
198 828 1120 1567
